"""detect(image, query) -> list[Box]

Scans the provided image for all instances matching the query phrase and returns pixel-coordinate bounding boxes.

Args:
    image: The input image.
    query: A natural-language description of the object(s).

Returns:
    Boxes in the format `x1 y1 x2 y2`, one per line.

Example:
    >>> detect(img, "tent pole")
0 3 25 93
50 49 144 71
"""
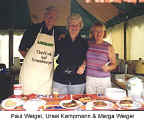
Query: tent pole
9 29 14 69
8 0 16 69
124 22 127 61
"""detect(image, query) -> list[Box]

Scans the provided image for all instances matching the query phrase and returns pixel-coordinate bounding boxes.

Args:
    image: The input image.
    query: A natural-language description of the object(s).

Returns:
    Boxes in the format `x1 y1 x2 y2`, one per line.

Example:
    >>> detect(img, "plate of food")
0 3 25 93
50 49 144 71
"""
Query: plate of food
1 98 24 110
86 100 114 110
23 99 46 111
117 99 142 109
59 100 83 109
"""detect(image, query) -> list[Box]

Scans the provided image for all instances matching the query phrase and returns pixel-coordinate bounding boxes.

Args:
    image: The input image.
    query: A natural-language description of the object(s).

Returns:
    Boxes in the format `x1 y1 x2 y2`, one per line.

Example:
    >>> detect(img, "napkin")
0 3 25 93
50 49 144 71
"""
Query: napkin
105 88 126 100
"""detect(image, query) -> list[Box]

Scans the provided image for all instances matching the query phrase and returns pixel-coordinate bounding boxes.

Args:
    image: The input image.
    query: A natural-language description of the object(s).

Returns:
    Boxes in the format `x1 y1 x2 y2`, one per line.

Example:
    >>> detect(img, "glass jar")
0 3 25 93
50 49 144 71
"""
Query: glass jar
126 77 143 99
13 84 23 96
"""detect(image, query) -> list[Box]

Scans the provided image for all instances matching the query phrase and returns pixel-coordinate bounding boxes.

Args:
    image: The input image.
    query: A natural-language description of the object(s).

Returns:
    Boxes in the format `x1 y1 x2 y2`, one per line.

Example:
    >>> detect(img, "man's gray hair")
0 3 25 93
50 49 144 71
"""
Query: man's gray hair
44 6 57 16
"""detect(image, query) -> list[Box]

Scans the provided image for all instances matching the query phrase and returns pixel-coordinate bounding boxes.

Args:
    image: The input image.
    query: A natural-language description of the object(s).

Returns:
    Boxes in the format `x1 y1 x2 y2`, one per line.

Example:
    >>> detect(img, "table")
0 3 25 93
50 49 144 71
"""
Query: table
1 94 144 111
111 74 144 90
0 71 13 102
111 79 127 90
111 74 135 90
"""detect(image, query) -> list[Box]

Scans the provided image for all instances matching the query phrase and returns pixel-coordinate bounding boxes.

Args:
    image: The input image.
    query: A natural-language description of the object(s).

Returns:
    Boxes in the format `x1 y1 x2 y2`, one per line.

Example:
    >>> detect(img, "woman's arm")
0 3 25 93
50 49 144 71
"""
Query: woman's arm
102 45 117 72
76 60 86 75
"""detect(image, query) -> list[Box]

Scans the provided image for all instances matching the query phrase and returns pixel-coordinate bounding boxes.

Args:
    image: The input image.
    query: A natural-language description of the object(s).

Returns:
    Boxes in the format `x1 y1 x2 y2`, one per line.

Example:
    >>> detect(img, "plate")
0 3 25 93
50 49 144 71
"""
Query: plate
23 99 46 111
1 98 24 110
86 100 114 110
116 79 125 82
59 100 82 109
43 105 63 110
116 100 142 109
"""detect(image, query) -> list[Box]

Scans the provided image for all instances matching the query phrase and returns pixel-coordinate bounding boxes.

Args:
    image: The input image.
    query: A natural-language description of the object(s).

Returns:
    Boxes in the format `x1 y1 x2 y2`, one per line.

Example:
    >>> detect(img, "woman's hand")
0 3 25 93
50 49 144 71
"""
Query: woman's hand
76 64 86 75
102 65 110 72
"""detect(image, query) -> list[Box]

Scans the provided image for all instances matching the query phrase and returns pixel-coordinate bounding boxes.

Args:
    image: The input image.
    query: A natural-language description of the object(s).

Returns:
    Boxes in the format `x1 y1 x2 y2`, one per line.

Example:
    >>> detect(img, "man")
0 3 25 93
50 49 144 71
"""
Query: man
19 6 65 95
19 6 64 57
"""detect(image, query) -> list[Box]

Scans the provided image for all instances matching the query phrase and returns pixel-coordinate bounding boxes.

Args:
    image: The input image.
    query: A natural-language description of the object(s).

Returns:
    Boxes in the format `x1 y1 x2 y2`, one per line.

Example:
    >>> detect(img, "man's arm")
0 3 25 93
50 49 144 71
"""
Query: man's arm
19 24 37 58
19 49 27 58
19 29 29 58
54 33 66 57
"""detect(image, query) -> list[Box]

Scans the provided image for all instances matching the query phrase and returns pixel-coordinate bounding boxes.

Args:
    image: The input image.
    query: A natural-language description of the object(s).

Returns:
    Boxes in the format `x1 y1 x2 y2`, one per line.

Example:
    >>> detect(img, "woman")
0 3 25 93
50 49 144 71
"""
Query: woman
53 14 88 94
86 22 117 94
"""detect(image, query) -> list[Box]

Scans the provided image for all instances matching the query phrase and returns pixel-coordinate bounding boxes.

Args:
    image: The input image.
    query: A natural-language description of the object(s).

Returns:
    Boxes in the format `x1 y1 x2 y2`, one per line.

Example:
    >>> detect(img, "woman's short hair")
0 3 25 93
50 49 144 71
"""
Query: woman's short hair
66 13 84 29
90 22 107 39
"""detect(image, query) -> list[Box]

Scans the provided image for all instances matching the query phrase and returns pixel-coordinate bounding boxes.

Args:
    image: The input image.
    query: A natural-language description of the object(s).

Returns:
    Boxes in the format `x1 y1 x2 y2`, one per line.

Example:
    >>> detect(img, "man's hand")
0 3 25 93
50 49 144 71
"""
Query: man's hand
19 49 27 58
58 33 65 40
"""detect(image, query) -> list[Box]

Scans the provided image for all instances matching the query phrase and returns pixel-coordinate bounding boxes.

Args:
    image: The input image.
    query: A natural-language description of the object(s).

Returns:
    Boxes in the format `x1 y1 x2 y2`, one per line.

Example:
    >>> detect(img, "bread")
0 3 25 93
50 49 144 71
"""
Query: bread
5 100 17 107
120 100 133 107
79 97 91 103
63 100 78 107
21 96 29 101
93 101 107 107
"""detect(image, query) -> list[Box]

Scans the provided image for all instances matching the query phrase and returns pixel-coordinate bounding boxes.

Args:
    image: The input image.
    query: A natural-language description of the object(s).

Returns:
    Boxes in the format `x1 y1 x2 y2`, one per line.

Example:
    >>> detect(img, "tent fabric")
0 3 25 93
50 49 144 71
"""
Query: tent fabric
0 0 144 29
71 0 101 36
0 0 31 29
28 0 70 26
106 15 144 60
106 3 144 27
107 23 124 59
71 0 100 29
76 1 119 23
27 1 144 29
127 15 144 60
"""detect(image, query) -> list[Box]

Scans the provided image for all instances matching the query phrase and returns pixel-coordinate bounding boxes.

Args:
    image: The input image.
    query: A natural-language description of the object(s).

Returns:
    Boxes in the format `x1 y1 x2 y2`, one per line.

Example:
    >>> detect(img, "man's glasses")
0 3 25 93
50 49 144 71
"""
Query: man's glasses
45 16 56 20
